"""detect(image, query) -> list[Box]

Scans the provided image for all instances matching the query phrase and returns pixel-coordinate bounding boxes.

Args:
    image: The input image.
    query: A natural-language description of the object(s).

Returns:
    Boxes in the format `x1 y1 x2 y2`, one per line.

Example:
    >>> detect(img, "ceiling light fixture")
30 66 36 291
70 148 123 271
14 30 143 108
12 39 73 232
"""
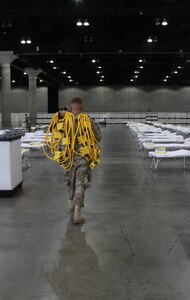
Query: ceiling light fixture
162 19 168 26
83 19 89 26
147 36 153 43
76 19 83 26
26 38 32 44
92 59 96 63
50 60 54 64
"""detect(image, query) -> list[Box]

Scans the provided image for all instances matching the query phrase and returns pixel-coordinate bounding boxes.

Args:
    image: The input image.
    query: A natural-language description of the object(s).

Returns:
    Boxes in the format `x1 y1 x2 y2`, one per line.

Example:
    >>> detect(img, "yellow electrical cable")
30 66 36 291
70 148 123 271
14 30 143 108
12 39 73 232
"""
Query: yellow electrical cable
42 111 100 171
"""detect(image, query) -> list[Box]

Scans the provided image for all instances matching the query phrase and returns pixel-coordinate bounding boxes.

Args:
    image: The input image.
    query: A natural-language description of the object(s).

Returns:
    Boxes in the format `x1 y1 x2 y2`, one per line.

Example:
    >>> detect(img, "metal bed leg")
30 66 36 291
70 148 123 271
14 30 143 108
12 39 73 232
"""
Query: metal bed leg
151 158 160 171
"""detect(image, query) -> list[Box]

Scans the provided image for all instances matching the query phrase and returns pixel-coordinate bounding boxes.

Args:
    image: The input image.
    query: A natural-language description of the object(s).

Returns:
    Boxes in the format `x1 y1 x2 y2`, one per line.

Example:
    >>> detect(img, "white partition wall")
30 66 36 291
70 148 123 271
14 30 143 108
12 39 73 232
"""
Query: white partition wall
11 113 28 127
36 112 190 125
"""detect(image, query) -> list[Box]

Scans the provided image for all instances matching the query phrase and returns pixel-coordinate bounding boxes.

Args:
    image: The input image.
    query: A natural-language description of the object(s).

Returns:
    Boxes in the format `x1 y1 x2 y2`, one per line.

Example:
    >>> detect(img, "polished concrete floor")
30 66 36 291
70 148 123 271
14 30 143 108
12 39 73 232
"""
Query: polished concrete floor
1 125 190 300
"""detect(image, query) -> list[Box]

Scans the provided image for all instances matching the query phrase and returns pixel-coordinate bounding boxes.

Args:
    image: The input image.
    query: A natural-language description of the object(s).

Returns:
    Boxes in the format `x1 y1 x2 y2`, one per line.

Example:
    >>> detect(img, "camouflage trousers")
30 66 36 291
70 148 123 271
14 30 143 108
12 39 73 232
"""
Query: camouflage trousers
65 157 91 207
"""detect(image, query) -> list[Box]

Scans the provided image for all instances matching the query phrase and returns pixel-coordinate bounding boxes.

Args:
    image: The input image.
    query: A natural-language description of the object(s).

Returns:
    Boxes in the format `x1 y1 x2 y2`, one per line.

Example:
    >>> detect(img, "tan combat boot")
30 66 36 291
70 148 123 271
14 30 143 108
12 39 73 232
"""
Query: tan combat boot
74 204 85 224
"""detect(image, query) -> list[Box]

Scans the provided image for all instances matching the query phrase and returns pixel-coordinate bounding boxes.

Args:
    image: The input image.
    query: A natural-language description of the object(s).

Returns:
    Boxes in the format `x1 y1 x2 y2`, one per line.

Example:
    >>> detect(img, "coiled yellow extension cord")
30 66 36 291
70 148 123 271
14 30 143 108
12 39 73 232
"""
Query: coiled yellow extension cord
42 111 100 171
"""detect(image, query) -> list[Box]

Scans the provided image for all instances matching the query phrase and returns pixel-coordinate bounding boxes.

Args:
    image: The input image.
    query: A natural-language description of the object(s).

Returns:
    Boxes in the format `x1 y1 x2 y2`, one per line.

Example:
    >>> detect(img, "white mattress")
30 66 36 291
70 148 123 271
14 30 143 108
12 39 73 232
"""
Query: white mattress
140 137 184 143
143 142 190 150
149 149 190 158
21 138 45 142
21 142 43 149
21 149 30 157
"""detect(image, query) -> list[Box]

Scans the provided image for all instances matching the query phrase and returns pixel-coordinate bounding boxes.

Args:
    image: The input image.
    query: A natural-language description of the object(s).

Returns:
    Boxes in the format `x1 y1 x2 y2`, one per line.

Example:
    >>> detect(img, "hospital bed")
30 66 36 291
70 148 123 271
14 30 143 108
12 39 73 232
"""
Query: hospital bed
21 142 45 158
142 139 190 157
149 149 190 171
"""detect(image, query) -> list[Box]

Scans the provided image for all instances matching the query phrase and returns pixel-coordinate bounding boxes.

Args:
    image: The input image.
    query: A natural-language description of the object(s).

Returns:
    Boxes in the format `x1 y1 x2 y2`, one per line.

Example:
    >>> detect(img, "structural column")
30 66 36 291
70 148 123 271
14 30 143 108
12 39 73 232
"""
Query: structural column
25 68 42 125
0 51 16 128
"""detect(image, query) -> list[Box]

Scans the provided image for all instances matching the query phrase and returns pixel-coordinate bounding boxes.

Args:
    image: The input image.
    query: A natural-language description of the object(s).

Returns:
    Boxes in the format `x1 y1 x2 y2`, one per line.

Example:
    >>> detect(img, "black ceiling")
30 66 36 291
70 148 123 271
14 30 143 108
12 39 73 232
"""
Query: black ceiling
1 0 190 86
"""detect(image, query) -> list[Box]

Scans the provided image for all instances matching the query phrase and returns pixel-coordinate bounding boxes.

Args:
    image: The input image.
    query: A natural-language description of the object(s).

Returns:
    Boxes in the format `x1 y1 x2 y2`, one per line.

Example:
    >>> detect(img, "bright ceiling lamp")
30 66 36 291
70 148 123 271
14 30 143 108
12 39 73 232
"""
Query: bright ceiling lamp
162 19 168 26
49 60 54 64
147 36 153 43
92 59 96 63
21 39 26 44
83 19 89 26
26 38 31 44
76 19 83 26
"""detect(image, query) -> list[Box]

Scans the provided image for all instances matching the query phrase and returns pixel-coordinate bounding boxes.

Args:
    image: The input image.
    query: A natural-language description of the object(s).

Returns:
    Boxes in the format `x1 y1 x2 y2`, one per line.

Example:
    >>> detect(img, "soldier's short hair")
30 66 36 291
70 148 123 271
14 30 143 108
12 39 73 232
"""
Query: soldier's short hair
71 98 83 105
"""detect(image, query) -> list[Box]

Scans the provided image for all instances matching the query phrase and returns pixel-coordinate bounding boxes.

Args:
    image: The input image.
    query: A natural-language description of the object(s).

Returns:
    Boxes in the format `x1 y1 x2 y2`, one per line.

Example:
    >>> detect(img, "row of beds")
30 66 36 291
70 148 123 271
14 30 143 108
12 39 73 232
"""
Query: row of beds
16 125 50 170
127 121 190 171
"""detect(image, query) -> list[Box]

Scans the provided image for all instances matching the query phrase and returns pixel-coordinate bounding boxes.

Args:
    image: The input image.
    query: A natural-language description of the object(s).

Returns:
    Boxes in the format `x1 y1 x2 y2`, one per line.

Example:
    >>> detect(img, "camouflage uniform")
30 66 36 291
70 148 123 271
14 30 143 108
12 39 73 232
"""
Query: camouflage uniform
65 117 101 207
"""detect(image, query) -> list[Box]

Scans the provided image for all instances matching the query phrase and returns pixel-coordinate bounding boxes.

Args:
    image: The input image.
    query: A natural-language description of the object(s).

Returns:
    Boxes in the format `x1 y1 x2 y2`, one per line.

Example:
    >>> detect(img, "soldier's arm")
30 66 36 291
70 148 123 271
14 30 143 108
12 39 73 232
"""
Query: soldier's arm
90 119 101 142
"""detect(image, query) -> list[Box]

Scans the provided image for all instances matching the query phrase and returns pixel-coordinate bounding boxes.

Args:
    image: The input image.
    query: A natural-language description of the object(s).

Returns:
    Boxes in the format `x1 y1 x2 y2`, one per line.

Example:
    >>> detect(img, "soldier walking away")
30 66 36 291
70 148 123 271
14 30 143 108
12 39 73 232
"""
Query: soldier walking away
60 98 101 224
43 98 101 224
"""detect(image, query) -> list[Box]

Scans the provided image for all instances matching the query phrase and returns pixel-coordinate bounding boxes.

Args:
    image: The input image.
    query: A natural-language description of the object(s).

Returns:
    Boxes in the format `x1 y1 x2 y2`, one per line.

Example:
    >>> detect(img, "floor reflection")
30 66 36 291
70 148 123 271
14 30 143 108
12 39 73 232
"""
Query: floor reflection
46 217 109 300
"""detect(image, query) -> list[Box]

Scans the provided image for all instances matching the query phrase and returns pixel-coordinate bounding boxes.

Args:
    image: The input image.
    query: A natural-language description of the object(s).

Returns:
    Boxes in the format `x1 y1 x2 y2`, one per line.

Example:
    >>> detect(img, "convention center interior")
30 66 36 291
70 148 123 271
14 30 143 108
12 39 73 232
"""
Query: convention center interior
1 0 190 299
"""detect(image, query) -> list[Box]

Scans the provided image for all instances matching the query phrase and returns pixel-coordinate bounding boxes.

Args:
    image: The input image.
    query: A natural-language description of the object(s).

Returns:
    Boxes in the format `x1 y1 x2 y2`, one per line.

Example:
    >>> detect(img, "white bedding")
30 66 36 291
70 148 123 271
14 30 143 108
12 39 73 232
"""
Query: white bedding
21 138 45 142
21 142 43 149
140 137 184 143
143 141 190 150
21 148 30 157
149 149 190 159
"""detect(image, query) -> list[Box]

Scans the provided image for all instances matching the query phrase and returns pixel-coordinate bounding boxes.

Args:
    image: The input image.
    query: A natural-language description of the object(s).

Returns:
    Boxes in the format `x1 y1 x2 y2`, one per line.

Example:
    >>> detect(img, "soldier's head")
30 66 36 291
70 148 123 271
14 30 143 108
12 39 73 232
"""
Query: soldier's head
70 98 83 115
